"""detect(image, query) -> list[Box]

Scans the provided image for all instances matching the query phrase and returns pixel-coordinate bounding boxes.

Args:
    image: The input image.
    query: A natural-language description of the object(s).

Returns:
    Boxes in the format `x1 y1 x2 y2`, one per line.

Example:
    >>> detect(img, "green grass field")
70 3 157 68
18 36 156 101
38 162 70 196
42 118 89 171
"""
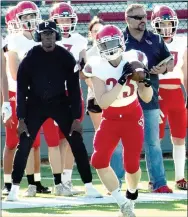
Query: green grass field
1 159 187 217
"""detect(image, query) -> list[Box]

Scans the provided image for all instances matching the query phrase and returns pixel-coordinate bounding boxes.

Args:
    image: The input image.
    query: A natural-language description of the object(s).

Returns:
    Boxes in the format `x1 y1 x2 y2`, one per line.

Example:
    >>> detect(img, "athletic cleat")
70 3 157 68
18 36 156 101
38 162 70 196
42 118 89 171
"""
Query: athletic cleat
24 185 37 197
36 183 51 194
2 185 11 196
6 190 19 201
85 187 103 198
64 181 84 195
176 179 188 190
54 183 73 196
153 185 173 193
119 200 136 217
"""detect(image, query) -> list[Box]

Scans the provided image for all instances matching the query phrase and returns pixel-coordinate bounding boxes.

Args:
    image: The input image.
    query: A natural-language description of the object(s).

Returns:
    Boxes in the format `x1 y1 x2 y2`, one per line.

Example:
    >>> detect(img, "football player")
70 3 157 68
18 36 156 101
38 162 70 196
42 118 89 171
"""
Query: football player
4 1 51 196
1 36 12 128
86 16 127 191
151 5 187 190
83 25 153 216
49 2 102 197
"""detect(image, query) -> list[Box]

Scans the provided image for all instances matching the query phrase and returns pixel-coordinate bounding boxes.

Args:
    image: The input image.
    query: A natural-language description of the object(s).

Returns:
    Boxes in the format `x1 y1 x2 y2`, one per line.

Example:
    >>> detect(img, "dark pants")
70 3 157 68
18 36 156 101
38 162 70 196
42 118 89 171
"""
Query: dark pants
12 101 92 184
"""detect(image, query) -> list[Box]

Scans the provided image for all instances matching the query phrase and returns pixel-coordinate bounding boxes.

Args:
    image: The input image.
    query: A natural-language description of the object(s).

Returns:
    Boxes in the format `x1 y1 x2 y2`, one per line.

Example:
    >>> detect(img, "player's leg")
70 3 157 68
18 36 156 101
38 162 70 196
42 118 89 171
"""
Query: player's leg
168 88 187 190
51 105 102 198
91 118 121 192
33 144 49 193
88 101 125 190
110 141 125 189
24 131 49 196
60 97 86 195
92 117 134 216
7 106 46 201
121 113 143 199
2 92 18 195
42 118 65 195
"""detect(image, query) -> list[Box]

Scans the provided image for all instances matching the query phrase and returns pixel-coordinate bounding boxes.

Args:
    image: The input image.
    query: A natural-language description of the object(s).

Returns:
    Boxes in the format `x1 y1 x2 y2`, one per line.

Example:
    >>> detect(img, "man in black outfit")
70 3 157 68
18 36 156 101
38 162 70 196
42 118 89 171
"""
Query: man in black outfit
7 21 102 201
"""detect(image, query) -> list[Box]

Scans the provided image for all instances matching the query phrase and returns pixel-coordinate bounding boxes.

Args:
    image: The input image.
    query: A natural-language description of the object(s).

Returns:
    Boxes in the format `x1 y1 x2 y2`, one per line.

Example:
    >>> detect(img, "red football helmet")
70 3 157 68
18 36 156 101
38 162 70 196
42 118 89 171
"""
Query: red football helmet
5 6 19 34
151 5 178 39
96 25 125 61
50 2 78 34
16 1 41 31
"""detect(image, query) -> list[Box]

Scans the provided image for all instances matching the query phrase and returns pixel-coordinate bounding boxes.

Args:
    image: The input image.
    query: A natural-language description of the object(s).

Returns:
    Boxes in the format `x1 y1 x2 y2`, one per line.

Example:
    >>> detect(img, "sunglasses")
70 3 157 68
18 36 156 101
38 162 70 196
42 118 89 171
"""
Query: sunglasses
128 15 147 20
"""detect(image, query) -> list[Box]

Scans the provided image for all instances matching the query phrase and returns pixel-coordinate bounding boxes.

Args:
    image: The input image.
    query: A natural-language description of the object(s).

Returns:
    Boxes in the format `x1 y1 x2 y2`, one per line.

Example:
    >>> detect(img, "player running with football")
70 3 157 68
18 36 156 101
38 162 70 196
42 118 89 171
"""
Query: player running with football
83 25 153 217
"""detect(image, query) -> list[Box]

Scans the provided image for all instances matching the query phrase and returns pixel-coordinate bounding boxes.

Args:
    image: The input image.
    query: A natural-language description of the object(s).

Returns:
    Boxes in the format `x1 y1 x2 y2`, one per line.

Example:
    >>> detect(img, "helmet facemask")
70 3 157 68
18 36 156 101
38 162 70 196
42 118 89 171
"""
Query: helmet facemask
17 12 41 31
152 16 178 39
97 36 124 61
53 14 77 34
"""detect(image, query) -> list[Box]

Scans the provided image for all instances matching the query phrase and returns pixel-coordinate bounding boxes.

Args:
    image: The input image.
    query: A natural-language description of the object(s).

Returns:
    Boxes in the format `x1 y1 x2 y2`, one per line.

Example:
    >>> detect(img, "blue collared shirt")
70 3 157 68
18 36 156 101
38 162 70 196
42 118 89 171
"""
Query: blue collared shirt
124 27 171 110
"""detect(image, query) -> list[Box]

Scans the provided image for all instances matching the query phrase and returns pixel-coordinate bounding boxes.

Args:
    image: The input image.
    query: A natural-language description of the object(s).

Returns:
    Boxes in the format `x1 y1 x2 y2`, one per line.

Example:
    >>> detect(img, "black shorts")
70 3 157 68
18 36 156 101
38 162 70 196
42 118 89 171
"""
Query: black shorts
86 98 102 115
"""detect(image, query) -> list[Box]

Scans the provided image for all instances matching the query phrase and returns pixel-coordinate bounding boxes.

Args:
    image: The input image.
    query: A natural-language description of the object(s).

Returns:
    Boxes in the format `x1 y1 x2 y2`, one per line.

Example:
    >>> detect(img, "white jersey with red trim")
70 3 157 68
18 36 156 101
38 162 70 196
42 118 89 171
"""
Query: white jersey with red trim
7 33 39 92
83 50 147 107
86 48 147 101
8 33 39 61
159 35 187 85
56 33 88 62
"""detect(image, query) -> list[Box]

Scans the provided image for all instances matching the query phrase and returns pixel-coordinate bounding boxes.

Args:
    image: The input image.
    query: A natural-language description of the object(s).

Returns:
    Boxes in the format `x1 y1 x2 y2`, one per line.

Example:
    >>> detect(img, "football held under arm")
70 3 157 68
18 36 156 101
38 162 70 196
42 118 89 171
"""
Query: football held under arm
91 76 123 109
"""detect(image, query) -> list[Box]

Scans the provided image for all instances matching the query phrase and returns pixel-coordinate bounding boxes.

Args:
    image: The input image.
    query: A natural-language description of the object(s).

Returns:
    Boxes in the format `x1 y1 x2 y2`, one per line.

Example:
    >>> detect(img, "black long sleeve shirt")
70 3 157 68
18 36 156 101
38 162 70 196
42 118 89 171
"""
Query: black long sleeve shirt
17 45 81 120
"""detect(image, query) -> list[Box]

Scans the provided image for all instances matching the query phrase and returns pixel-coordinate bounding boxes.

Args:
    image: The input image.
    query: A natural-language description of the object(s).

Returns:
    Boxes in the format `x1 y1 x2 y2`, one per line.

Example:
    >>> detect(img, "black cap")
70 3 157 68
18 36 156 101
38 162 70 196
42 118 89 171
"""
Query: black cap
38 20 58 33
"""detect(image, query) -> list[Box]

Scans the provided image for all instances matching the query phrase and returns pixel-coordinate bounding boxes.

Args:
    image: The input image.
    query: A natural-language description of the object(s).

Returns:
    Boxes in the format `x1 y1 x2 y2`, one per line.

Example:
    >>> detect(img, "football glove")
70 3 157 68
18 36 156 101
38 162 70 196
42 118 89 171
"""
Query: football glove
118 62 134 85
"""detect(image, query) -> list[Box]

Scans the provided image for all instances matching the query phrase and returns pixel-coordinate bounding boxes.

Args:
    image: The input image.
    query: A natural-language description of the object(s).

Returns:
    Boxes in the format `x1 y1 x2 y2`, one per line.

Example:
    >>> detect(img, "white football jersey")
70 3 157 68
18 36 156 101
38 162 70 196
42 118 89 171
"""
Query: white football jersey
56 33 88 61
7 33 39 92
8 33 39 61
159 36 187 84
83 50 147 107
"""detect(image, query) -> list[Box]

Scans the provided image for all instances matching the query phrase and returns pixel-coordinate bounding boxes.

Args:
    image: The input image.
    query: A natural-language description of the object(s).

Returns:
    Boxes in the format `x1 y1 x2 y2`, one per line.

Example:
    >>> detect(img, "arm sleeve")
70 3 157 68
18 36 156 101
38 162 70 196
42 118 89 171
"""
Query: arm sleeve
66 56 82 120
16 57 30 119
159 36 171 61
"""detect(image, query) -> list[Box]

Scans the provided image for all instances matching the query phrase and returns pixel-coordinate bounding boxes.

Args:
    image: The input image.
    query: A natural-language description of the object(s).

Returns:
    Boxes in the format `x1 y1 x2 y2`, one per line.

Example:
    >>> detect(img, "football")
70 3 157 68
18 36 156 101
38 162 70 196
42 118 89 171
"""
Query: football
128 60 146 81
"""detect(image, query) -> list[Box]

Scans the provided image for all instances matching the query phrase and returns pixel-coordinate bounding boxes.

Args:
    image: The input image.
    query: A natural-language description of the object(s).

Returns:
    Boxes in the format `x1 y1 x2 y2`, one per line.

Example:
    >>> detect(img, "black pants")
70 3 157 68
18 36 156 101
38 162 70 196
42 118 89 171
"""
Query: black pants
12 101 92 184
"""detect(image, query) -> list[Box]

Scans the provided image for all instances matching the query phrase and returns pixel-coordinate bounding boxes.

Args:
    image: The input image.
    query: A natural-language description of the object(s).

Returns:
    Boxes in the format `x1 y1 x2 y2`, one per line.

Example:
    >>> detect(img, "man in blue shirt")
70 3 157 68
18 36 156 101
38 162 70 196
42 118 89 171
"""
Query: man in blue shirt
123 4 174 193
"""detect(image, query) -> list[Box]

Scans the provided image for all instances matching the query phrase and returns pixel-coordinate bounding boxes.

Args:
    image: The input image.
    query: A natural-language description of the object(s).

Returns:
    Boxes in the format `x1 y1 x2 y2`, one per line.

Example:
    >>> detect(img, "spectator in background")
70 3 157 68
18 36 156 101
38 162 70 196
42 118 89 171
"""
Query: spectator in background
86 16 125 190
124 4 174 193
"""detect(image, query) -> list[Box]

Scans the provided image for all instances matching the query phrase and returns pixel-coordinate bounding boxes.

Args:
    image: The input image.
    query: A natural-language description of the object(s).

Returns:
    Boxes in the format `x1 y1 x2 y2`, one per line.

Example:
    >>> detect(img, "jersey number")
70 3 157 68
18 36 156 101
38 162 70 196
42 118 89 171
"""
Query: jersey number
106 78 135 98
63 44 73 52
170 51 178 66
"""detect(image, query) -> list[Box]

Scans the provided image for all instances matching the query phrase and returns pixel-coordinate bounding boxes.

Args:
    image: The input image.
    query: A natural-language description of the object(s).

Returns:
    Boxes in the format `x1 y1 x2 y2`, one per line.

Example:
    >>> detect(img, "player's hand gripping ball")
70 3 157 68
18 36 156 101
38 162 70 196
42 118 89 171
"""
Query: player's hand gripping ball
128 60 146 81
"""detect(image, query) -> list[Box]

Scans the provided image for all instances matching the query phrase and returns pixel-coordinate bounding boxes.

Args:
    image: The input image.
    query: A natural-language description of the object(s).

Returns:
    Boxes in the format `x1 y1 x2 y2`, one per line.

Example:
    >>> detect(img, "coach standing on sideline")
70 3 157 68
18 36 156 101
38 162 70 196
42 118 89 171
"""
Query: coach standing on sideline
124 4 174 193
7 21 96 201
